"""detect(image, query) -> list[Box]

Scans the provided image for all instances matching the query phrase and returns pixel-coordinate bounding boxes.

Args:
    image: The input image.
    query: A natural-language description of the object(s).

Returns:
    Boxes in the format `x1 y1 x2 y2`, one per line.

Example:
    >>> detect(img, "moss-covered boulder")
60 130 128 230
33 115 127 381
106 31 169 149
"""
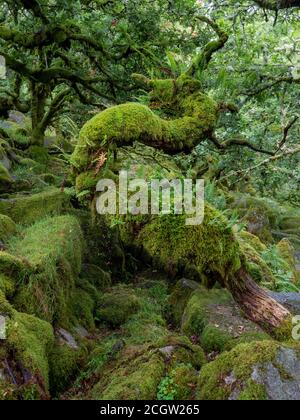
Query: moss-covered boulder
230 194 281 244
0 162 13 192
85 336 206 400
0 293 54 400
0 188 70 225
95 285 141 328
181 287 269 353
49 338 87 397
157 363 198 400
0 214 16 243
8 215 84 326
168 278 201 327
197 341 300 400
66 279 206 401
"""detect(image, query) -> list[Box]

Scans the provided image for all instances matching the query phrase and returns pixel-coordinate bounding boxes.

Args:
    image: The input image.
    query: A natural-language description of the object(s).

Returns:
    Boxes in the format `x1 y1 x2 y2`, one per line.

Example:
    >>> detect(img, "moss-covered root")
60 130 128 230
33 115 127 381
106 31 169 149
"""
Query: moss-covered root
197 341 300 400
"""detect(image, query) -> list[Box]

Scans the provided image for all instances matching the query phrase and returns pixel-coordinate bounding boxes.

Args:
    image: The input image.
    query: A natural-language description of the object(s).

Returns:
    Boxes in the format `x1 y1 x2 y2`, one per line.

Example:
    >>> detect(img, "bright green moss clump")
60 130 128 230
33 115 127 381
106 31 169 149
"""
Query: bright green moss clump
120 204 241 282
157 363 198 400
93 352 165 400
9 215 84 325
0 214 16 242
49 342 85 396
0 188 70 225
0 161 13 190
96 285 141 328
0 294 54 399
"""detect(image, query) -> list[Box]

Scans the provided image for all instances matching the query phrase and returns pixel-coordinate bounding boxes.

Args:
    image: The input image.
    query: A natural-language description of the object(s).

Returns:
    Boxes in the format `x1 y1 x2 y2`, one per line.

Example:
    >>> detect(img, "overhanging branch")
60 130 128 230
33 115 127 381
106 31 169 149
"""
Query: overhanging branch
186 16 229 77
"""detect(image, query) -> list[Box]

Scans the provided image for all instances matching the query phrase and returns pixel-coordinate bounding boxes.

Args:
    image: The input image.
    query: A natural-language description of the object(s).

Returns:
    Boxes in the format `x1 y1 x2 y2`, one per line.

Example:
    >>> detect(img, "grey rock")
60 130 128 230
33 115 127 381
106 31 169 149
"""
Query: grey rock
57 328 78 350
250 347 300 400
8 111 26 125
177 278 201 291
225 372 237 386
268 291 300 315
0 120 12 130
74 326 89 339
159 346 175 358
0 155 11 171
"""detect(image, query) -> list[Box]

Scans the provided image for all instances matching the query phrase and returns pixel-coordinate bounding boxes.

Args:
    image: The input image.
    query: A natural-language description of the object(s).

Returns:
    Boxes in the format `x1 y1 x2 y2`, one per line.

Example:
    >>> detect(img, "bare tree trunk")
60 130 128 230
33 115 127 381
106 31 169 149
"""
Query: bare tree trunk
227 267 291 338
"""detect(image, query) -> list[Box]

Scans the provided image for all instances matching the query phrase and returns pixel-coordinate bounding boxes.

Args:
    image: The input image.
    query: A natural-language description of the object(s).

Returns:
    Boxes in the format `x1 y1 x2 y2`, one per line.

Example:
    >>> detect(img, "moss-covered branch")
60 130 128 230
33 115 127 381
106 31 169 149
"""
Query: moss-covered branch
186 16 229 77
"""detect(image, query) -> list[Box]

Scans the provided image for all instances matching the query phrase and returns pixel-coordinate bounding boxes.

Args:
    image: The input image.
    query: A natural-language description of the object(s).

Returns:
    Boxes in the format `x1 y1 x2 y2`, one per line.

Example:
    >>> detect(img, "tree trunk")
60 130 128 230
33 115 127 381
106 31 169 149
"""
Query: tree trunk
31 82 47 145
226 267 291 337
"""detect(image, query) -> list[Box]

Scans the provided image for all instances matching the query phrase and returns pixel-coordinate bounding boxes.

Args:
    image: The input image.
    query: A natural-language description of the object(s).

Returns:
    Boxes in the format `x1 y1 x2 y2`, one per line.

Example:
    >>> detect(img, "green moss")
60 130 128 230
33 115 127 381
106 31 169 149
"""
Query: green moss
96 285 141 328
273 316 293 342
49 342 85 396
168 279 200 327
71 288 95 330
92 352 165 400
201 325 232 353
27 145 49 165
197 341 279 400
157 363 197 400
0 274 15 298
0 299 54 399
226 331 272 350
181 287 232 337
80 264 111 291
0 161 13 190
0 250 29 278
9 215 84 325
75 170 100 194
121 204 241 281
7 311 54 385
237 231 275 285
0 214 16 242
71 75 219 173
0 188 70 225
276 239 298 283
237 381 267 401
238 230 267 253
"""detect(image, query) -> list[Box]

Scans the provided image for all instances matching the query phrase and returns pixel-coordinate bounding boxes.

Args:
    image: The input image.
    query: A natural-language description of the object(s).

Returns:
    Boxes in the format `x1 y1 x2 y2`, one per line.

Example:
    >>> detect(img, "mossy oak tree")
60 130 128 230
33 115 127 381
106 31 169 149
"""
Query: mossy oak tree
72 16 292 338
